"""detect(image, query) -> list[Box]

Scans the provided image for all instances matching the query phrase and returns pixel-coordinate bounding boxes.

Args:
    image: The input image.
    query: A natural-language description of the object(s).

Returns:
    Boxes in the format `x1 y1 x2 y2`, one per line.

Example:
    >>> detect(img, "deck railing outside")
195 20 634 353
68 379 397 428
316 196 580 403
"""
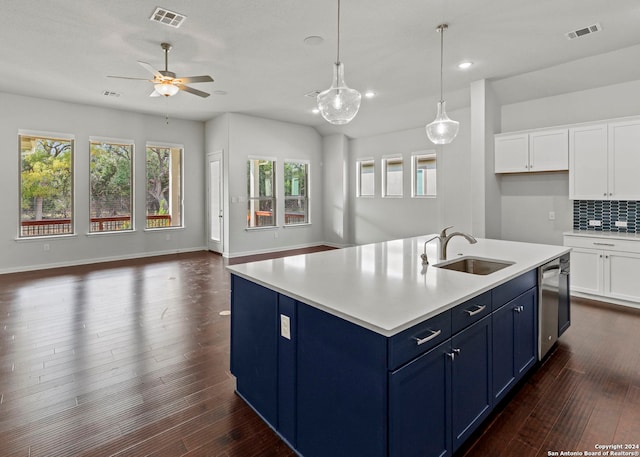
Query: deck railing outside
20 215 172 237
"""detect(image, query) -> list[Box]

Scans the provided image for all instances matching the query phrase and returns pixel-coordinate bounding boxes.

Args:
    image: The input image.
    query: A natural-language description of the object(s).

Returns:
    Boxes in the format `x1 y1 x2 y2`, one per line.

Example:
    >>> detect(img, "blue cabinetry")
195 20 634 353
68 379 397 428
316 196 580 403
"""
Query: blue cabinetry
230 269 542 457
492 287 537 403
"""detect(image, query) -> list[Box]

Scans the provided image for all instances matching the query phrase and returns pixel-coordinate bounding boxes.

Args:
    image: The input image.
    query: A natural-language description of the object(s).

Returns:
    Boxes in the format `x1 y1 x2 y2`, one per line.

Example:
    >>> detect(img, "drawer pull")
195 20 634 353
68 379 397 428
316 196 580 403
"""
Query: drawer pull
414 329 442 345
513 305 524 313
464 304 486 316
593 242 615 247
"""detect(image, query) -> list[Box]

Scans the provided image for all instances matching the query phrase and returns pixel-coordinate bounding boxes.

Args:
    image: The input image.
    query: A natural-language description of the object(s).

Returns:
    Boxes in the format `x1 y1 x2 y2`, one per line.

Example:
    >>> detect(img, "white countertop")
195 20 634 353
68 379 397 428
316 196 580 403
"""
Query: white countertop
564 230 640 241
227 235 570 337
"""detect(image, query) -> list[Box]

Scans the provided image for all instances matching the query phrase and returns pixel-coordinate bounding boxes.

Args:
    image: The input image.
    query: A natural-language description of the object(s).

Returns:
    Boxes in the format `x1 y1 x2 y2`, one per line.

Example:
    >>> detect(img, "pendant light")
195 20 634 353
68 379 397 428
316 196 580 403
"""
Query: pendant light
426 23 459 145
316 0 362 125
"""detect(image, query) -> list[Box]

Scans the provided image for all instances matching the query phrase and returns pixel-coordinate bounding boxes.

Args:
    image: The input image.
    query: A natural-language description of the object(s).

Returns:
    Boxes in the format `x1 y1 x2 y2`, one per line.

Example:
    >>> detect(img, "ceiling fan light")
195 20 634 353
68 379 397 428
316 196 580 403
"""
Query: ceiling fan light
426 101 459 145
317 62 362 125
154 82 179 97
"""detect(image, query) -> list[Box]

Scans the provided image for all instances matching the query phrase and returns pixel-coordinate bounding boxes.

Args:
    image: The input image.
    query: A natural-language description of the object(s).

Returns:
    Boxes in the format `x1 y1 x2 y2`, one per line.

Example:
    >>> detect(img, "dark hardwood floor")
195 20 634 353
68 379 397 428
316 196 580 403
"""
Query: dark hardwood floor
1 250 639 456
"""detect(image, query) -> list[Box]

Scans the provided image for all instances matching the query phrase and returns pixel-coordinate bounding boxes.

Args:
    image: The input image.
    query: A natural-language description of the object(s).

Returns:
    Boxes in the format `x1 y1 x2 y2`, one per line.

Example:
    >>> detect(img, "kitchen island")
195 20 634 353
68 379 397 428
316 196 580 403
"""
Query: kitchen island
227 235 570 457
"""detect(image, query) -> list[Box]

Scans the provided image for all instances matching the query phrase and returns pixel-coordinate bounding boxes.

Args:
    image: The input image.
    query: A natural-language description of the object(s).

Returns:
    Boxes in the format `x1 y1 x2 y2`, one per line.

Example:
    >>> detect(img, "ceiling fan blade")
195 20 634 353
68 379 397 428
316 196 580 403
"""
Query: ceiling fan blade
177 84 210 98
175 75 214 84
138 61 163 79
150 90 161 97
107 75 150 80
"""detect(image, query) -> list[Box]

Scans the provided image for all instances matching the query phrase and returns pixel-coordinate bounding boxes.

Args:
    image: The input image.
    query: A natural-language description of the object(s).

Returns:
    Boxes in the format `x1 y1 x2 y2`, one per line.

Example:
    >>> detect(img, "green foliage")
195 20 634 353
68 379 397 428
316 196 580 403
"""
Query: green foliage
90 142 132 218
20 137 72 220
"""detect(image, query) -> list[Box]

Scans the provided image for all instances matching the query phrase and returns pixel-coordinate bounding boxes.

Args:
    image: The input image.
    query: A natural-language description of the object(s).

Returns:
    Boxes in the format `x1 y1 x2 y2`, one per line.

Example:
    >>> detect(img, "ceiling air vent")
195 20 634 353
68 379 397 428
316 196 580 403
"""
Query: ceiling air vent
565 23 602 40
103 90 121 97
149 7 187 28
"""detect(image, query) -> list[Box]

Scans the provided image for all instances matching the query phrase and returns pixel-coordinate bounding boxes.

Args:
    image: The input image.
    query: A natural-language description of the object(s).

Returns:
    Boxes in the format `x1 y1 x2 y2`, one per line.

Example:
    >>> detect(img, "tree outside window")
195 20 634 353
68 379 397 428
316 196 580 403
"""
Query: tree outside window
284 161 309 225
146 145 183 228
247 159 276 228
19 134 74 237
90 139 133 232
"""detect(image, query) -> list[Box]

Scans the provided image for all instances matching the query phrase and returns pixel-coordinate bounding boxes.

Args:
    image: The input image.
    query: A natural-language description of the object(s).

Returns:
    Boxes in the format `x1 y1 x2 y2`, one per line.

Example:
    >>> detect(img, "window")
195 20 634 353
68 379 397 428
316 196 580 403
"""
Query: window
247 158 276 228
284 161 309 225
89 139 133 232
146 144 183 228
19 133 74 237
383 156 403 197
357 159 375 197
412 151 437 197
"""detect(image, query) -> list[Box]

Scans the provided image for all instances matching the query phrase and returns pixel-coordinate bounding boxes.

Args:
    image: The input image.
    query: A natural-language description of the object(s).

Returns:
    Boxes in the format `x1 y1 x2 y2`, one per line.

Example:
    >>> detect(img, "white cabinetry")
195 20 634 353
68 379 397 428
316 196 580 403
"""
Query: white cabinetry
569 119 640 200
564 234 640 304
495 129 568 173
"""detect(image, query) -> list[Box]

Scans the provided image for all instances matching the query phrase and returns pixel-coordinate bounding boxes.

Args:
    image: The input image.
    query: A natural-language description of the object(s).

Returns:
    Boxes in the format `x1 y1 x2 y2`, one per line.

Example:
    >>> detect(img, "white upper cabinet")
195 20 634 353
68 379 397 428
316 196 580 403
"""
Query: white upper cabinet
570 119 640 200
608 120 640 200
569 123 608 199
495 129 568 173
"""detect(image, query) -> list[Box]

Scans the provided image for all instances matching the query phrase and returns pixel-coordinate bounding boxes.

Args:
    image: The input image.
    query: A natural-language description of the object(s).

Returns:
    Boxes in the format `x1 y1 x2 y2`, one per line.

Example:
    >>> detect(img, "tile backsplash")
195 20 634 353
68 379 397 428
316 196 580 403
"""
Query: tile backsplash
573 200 639 233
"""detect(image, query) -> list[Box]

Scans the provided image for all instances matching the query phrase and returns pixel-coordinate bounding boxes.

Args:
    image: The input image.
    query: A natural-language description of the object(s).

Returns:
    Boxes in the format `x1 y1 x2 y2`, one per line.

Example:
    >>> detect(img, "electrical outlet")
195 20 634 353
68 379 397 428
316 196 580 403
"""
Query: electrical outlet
589 220 602 227
165 233 171 241
43 243 50 252
280 314 291 340
548 211 556 221
615 221 628 228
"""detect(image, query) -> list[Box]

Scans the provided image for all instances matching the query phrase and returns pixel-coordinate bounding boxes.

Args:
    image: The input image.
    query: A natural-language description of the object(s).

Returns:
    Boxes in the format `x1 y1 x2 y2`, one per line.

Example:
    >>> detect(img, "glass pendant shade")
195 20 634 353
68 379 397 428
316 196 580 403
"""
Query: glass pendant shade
317 62 362 125
154 82 180 97
426 101 459 144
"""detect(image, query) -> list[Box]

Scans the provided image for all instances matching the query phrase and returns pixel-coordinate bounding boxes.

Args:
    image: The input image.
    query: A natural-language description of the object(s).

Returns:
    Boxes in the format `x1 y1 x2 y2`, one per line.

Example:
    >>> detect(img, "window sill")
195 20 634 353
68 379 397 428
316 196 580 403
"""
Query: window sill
144 226 185 232
283 223 312 228
86 230 136 236
246 226 278 232
15 233 78 242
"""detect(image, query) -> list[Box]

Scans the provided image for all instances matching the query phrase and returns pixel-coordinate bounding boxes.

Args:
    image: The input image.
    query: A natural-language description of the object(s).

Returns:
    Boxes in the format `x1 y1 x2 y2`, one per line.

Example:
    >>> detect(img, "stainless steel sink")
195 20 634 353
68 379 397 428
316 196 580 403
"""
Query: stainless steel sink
434 256 514 275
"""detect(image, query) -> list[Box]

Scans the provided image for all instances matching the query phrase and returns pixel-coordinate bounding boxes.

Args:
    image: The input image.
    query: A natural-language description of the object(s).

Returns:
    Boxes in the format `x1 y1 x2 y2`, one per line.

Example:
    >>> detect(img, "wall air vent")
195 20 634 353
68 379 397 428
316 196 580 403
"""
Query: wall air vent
565 23 602 40
149 7 187 28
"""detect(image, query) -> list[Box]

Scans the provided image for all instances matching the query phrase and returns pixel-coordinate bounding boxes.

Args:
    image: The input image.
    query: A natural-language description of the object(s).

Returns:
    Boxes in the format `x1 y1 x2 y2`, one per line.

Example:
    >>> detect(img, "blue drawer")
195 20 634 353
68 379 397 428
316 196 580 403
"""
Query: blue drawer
492 269 537 311
451 291 492 334
388 310 451 370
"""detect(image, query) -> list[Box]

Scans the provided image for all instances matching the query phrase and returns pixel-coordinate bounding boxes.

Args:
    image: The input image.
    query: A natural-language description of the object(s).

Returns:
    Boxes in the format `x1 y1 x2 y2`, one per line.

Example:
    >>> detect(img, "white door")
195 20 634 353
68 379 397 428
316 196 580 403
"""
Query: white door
494 133 529 173
569 248 604 295
605 251 640 302
207 152 224 254
529 129 568 172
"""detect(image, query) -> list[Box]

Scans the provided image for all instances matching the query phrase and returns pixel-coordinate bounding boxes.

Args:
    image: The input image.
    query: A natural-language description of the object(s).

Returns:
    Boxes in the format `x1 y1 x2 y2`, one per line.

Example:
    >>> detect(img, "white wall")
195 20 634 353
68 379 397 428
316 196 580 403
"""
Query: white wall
322 134 351 247
0 92 207 273
498 79 640 245
347 107 473 246
212 113 325 257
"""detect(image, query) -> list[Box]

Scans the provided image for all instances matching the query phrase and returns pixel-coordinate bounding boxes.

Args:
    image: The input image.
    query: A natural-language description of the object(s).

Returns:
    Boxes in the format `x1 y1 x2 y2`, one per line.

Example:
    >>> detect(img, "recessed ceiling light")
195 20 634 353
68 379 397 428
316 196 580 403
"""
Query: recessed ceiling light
458 61 473 70
364 91 376 98
304 36 324 46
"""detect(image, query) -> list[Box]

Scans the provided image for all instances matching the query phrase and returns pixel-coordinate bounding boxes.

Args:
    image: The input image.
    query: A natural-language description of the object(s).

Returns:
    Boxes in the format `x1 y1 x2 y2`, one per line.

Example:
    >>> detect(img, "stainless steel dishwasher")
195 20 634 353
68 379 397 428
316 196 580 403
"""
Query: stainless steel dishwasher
538 253 570 360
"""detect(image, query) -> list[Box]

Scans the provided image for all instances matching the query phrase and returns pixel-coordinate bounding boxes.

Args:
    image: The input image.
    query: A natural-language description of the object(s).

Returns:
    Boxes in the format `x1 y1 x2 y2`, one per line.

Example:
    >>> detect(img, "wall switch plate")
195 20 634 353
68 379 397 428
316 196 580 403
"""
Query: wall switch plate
280 314 291 340
615 221 628 228
589 220 602 227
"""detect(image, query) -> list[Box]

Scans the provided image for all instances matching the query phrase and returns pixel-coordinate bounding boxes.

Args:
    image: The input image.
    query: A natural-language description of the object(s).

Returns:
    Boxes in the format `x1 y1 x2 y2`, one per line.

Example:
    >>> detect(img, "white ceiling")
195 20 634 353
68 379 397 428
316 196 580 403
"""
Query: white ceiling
2 0 640 138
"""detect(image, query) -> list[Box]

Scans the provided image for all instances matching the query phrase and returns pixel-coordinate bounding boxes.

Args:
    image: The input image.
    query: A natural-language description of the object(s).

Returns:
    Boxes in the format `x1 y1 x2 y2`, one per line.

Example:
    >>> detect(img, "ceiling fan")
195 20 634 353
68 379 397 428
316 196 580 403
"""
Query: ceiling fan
108 42 213 98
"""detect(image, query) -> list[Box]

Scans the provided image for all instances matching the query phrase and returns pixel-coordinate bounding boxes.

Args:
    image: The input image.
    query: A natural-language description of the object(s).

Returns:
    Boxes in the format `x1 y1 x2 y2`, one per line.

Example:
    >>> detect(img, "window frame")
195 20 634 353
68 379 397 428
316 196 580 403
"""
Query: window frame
145 142 184 230
18 130 75 239
89 136 134 234
411 150 437 198
284 159 310 226
247 156 277 229
382 155 404 198
356 158 375 198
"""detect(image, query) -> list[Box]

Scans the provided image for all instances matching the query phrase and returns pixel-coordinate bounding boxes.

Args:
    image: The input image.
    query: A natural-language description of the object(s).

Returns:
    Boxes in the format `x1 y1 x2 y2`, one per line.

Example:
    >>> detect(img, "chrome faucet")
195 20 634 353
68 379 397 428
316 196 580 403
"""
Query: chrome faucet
420 235 440 266
438 226 477 260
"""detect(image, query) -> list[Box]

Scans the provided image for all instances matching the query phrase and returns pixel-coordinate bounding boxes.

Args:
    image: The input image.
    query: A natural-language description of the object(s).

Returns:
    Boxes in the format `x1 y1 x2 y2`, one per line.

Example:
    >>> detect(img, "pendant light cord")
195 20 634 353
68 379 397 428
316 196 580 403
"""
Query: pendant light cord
336 0 341 64
438 24 445 102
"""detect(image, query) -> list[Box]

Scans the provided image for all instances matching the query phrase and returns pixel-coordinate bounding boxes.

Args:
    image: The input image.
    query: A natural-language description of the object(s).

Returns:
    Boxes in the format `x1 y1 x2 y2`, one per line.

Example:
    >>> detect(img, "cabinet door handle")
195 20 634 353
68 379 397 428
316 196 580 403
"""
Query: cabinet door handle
414 329 442 345
447 348 461 360
464 304 486 316
593 242 615 247
513 305 524 313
